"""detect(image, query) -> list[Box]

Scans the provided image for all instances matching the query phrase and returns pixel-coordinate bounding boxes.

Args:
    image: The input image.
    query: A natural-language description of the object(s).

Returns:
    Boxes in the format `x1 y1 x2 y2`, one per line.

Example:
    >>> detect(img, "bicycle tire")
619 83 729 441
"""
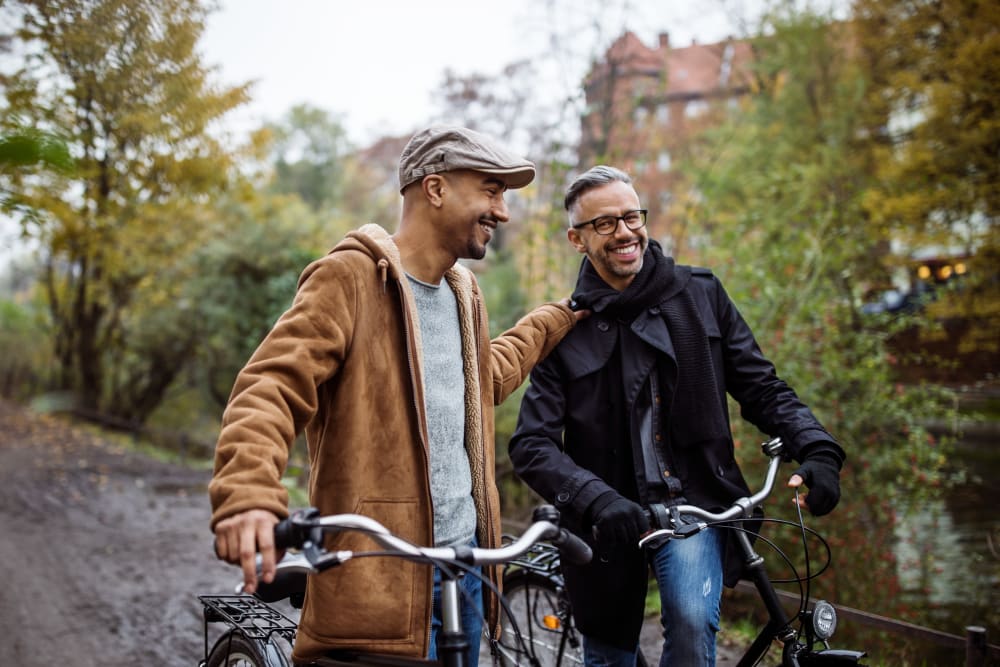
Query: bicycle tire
497 570 584 667
205 630 291 667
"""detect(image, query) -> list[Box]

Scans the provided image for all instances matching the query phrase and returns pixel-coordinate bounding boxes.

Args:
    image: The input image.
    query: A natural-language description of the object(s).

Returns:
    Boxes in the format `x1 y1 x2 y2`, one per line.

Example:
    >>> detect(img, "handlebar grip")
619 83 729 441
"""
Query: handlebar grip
273 516 299 550
273 507 321 550
552 528 593 565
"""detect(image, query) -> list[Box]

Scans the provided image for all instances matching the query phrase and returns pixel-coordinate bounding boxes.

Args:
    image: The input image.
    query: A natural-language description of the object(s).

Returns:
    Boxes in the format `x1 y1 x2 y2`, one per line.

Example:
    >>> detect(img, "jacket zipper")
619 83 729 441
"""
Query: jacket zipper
386 260 436 654
472 289 503 639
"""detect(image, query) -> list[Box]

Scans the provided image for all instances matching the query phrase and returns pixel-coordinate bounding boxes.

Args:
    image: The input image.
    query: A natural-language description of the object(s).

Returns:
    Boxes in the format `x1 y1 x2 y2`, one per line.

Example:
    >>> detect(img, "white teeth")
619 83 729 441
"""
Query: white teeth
613 244 637 255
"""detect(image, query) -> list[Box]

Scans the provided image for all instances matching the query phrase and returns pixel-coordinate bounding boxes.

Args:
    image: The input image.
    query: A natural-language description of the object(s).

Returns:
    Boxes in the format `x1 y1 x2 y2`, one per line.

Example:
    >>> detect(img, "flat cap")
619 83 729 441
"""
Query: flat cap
398 125 535 193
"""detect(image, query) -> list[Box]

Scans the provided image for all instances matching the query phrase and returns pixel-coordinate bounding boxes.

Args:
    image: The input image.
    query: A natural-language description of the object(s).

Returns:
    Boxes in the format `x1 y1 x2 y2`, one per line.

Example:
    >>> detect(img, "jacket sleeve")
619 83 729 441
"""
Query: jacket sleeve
711 276 845 464
508 354 615 532
489 302 576 404
208 257 357 529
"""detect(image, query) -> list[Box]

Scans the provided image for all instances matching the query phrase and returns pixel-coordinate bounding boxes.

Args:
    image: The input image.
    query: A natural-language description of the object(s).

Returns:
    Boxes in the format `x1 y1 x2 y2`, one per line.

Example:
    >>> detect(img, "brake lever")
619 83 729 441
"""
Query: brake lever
637 520 707 549
638 528 675 549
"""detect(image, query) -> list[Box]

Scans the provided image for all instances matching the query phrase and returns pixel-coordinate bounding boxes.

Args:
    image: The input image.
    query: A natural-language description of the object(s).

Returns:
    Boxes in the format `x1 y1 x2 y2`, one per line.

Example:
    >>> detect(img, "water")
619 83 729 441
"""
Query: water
893 430 1000 642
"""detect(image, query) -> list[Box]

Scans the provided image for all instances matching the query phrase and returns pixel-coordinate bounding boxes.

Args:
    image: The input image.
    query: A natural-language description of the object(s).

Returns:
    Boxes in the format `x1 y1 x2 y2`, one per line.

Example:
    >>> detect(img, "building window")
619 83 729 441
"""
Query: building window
656 104 670 124
659 191 673 210
633 106 649 125
657 151 672 172
685 100 709 118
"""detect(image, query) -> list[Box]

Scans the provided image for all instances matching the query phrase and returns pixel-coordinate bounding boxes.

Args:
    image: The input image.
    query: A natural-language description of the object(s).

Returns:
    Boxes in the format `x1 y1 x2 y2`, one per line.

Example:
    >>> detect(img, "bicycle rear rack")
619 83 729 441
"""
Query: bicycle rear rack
200 594 298 644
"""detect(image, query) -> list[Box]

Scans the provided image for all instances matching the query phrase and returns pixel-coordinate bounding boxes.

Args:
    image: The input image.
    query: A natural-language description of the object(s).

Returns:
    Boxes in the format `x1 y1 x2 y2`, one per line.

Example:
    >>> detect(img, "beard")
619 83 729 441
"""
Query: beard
461 215 496 260
593 235 647 280
465 240 487 261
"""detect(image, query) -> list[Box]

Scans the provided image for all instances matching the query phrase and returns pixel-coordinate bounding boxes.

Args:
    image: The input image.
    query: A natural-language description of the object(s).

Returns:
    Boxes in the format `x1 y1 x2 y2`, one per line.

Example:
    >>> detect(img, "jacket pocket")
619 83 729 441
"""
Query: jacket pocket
304 497 423 644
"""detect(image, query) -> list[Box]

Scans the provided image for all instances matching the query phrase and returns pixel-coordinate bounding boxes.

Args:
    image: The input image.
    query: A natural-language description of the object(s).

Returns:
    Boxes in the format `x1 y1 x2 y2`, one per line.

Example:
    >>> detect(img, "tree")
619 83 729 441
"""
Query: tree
0 128 72 173
181 192 327 411
854 0 1000 381
0 0 250 420
684 5 958 650
266 104 351 212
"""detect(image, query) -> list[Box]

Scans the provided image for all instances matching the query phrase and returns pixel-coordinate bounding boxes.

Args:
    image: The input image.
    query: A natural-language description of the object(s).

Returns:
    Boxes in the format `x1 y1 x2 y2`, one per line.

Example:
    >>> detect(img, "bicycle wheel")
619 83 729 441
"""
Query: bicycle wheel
497 571 584 667
205 631 291 667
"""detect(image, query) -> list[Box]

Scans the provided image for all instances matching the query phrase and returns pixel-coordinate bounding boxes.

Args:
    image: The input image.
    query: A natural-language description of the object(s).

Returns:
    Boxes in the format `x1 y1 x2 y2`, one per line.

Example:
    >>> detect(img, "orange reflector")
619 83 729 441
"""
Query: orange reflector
542 615 561 630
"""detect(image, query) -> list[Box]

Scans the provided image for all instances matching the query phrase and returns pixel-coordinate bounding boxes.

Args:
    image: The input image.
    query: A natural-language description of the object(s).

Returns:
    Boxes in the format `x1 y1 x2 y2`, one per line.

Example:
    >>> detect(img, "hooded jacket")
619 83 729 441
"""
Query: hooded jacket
209 223 575 662
509 246 843 650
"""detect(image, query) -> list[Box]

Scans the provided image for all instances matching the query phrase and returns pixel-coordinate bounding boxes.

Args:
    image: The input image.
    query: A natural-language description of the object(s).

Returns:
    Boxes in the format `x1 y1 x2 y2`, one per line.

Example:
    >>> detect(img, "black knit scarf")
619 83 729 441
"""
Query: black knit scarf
572 241 727 444
571 240 672 319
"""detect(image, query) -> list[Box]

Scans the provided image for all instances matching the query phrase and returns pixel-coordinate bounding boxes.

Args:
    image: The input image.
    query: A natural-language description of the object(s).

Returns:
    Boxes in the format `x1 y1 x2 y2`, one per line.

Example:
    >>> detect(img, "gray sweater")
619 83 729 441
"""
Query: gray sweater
407 274 477 547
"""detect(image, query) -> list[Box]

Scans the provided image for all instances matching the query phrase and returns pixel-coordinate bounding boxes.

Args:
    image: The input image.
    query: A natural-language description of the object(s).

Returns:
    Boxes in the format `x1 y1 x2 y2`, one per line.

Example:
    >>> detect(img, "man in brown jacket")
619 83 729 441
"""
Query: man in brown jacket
209 125 581 665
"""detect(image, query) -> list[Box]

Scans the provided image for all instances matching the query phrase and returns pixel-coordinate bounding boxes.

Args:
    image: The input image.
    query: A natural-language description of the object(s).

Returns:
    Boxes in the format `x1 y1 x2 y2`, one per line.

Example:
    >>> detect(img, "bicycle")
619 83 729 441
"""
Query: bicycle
198 505 592 667
492 538 584 667
496 437 868 667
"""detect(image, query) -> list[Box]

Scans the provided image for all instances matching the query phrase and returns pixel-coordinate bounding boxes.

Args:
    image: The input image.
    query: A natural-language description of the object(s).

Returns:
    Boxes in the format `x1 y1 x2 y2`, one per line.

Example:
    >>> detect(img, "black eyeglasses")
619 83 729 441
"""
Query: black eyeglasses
571 209 647 235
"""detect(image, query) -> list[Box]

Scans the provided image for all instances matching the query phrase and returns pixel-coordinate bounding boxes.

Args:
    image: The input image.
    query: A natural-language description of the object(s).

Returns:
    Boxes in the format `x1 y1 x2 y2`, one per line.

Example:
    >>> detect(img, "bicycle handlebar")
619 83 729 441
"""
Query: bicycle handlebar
638 436 785 548
269 504 592 580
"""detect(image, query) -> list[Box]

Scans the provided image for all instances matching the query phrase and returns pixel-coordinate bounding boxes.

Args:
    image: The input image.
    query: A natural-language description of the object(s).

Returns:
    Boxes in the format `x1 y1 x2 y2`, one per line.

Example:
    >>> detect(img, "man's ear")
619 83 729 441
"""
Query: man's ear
423 174 446 207
567 228 587 254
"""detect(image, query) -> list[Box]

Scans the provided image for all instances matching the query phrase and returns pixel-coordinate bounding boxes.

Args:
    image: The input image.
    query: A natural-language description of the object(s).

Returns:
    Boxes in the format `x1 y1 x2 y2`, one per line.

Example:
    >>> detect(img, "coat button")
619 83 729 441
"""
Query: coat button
597 321 610 332
717 465 725 477
556 492 570 503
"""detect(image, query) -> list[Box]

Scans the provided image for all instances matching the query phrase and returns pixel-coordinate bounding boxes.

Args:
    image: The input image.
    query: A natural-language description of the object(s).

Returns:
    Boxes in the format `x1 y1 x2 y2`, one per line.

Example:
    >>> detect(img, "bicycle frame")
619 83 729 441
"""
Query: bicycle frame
639 437 867 667
731 511 864 666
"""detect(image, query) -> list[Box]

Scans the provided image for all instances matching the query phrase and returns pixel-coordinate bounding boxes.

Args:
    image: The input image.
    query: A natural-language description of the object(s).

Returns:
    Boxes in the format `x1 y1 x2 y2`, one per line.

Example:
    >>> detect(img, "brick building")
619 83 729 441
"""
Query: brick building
579 31 754 258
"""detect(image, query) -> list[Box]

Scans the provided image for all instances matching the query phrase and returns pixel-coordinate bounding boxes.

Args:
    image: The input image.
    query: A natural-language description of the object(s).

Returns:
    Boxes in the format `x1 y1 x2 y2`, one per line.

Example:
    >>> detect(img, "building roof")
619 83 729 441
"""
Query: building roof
588 30 753 99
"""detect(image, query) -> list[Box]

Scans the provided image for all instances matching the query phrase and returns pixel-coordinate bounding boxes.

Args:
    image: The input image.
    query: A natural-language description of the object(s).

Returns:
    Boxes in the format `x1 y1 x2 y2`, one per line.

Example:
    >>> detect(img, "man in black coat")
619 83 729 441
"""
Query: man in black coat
508 165 845 667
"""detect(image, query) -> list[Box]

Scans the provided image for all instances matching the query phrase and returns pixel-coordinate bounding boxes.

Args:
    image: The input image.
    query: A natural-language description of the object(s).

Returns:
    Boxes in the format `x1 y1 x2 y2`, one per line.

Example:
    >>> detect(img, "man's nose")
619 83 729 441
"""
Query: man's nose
612 218 632 236
493 197 510 223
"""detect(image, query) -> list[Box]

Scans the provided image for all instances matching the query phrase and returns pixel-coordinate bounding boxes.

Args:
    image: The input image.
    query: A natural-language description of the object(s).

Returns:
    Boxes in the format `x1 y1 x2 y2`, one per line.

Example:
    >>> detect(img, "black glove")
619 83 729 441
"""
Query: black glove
792 452 842 516
587 491 650 551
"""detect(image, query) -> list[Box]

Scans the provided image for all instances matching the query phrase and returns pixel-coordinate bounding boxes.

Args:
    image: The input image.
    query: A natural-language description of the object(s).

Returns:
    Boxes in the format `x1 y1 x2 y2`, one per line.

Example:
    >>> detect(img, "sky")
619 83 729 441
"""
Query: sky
199 0 774 146
4 0 839 266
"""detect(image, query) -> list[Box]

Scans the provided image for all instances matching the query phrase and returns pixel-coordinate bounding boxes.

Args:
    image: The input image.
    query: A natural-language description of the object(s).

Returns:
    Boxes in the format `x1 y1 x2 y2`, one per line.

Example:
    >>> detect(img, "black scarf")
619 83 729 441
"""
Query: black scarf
572 241 727 444
571 240 674 320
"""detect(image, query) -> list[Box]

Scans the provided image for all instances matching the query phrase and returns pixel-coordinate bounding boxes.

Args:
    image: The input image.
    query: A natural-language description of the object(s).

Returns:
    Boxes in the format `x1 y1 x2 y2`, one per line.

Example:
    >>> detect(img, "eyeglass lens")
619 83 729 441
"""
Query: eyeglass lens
593 210 645 234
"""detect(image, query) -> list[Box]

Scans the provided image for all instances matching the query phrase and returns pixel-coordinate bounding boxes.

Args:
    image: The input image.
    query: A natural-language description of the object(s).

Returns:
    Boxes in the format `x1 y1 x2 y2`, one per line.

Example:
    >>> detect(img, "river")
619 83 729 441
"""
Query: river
893 415 999 658
724 399 1000 664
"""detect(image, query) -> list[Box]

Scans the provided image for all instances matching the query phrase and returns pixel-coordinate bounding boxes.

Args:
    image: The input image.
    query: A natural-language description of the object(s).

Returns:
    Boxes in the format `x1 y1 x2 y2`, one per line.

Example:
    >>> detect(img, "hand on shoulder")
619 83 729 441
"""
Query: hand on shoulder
559 297 591 322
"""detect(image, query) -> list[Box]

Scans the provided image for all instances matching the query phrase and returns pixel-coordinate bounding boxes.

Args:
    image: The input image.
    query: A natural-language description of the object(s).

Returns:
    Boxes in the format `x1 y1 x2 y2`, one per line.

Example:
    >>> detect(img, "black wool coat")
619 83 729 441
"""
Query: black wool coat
508 262 843 650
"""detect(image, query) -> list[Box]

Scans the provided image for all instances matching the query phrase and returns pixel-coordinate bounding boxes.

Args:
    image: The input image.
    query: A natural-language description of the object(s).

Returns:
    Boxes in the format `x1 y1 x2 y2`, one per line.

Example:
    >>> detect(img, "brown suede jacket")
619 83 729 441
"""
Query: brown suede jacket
209 223 575 663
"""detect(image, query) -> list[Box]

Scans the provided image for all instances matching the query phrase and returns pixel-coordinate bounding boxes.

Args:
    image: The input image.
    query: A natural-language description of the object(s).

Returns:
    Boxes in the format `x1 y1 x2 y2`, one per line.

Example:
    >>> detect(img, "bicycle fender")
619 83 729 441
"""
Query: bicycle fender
797 648 868 665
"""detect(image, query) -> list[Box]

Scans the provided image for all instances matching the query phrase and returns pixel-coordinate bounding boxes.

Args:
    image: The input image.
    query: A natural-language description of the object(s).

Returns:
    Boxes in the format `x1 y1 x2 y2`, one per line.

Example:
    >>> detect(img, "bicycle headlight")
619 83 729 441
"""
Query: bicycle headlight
812 600 837 640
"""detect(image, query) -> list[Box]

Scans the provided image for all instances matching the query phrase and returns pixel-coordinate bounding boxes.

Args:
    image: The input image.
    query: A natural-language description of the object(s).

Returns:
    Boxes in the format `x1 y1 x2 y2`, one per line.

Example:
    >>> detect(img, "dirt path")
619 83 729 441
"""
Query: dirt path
0 400 233 666
0 400 743 666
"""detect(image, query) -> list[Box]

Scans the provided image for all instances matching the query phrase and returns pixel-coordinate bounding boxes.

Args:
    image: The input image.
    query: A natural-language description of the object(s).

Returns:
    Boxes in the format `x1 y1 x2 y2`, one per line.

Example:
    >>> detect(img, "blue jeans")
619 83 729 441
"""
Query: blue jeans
583 528 725 667
429 555 483 665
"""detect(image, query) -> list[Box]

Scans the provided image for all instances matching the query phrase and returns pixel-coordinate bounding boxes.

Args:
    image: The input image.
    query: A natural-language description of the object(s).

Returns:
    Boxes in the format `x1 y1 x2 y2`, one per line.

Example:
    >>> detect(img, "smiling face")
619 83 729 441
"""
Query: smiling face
438 169 510 261
567 179 648 291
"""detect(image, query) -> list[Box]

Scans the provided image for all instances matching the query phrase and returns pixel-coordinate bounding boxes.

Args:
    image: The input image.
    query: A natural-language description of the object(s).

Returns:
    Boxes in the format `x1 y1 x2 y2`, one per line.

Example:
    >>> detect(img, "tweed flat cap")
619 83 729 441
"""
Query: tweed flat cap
398 125 535 193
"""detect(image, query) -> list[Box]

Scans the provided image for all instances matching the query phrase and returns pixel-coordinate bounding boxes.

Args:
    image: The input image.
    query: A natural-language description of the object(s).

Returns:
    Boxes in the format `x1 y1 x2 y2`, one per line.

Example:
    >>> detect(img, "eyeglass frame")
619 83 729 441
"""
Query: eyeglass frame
570 209 648 235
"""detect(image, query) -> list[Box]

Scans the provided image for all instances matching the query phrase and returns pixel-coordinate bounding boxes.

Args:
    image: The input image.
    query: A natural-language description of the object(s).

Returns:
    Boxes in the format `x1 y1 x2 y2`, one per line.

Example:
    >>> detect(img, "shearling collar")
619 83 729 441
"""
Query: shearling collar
345 223 474 295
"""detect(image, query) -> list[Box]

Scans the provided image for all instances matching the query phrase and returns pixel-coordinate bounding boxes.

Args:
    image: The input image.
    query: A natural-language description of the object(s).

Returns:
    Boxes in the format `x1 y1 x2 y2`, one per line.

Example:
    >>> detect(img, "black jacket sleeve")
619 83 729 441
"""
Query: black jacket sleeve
709 275 845 464
508 355 616 531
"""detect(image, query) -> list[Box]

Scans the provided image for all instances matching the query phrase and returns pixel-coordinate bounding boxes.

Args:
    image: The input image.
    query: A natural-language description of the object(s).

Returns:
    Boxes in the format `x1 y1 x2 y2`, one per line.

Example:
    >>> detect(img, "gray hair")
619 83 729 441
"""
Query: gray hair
563 165 633 215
